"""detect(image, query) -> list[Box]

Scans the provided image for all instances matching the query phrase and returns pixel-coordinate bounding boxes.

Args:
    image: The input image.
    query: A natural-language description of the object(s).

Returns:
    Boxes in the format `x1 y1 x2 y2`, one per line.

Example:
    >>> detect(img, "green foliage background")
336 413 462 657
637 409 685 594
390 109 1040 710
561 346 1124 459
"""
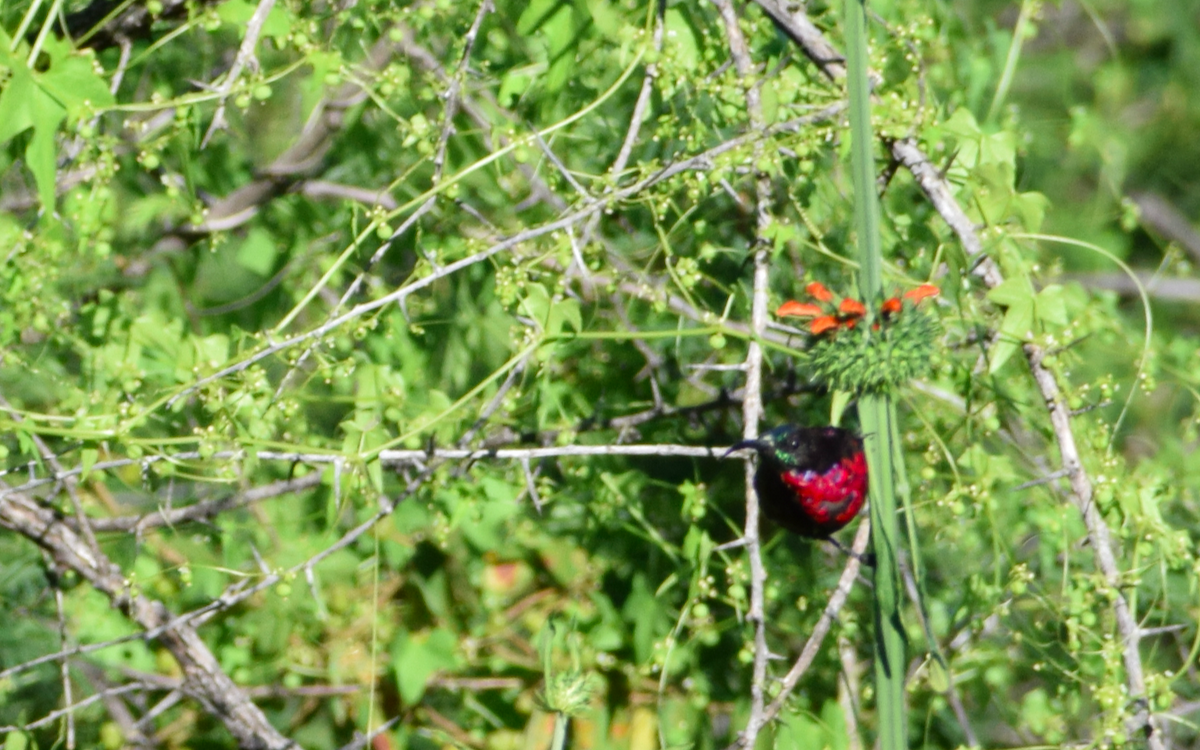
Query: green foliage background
1 0 1198 747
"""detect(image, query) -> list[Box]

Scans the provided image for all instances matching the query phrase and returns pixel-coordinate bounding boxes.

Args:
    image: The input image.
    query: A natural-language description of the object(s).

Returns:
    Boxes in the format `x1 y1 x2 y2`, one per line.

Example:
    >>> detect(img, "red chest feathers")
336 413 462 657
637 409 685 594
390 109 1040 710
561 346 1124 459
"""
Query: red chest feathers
779 451 868 526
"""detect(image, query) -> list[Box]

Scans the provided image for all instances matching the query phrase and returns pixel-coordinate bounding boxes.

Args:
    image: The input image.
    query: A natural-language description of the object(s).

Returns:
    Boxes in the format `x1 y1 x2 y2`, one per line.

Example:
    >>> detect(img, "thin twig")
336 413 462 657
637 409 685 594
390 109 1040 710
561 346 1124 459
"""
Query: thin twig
1132 192 1200 264
1 443 752 501
74 662 156 749
56 587 76 749
1065 272 1200 302
711 0 773 742
167 110 842 408
0 392 104 565
201 0 277 146
762 11 1164 746
899 555 978 746
456 353 529 449
273 2 492 397
837 634 864 750
724 520 872 748
334 717 400 750
610 0 666 179
0 682 151 733
0 487 295 748
71 473 324 533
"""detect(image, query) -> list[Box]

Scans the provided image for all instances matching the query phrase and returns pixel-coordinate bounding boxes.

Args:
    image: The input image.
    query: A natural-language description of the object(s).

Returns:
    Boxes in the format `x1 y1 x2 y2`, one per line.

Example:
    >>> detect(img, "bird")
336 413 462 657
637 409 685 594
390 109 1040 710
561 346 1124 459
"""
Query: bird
728 424 868 540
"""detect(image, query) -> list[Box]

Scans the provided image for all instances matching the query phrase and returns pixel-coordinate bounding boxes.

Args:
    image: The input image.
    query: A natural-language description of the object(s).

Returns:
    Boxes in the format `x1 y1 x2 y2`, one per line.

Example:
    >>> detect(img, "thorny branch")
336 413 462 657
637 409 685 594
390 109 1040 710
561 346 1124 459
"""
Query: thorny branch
760 10 1165 748
201 0 278 146
711 0 775 743
3 7 838 748
0 485 296 749
891 139 1163 749
724 519 872 749
272 0 495 398
164 106 843 408
6 0 1169 745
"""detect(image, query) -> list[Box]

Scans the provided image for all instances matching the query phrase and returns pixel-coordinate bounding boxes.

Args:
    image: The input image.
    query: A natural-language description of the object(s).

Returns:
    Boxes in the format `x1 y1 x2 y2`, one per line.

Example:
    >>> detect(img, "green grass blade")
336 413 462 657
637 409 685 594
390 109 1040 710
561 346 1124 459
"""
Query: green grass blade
843 0 908 746
845 0 881 299
860 396 907 750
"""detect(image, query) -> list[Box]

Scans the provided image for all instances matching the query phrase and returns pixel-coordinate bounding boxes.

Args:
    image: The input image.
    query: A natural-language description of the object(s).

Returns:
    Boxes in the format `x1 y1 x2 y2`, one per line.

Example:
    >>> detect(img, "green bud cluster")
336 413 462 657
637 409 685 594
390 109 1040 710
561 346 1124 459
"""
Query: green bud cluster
808 304 940 394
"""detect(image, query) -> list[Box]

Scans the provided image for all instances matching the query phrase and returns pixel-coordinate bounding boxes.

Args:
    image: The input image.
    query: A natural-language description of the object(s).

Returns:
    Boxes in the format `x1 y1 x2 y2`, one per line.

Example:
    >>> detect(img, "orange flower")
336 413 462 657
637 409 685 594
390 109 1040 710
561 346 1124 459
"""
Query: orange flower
810 315 840 335
839 298 867 316
880 297 902 315
775 300 823 318
806 281 834 302
903 284 939 302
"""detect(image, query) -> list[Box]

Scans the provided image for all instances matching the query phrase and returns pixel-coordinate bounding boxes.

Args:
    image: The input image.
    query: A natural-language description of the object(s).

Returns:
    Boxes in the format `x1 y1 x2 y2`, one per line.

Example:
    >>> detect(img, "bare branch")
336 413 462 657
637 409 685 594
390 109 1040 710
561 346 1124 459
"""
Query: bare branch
0 489 295 748
750 0 847 81
299 180 398 209
1065 272 1200 302
753 9 1165 745
1132 192 1200 264
610 0 666 179
0 682 150 733
185 34 405 235
724 519 872 749
837 634 864 750
710 0 775 741
75 473 323 533
167 110 842 408
202 0 278 147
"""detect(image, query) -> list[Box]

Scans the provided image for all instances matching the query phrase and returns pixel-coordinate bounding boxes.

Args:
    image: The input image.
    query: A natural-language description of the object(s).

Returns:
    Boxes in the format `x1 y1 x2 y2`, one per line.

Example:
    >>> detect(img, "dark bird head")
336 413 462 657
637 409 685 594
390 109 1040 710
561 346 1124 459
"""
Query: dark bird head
728 424 862 474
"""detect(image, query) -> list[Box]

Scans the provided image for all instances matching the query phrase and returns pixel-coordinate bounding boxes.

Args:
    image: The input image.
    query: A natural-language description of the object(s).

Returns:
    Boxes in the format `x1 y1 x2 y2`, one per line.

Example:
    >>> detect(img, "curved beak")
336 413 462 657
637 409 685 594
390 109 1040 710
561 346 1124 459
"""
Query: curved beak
724 438 763 459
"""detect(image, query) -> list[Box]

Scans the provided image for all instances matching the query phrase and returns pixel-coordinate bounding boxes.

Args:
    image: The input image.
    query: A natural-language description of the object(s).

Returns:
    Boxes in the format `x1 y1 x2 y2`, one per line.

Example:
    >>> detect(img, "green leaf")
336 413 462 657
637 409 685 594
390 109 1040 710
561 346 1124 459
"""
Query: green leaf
414 568 451 621
80 448 99 483
551 296 582 334
939 107 982 140
977 130 1017 170
235 228 279 276
776 700 847 750
215 0 293 38
27 88 67 211
988 300 1034 374
518 283 551 326
516 0 559 34
830 390 852 426
985 277 1036 372
0 65 36 144
498 69 533 107
366 458 383 492
622 573 669 664
760 78 779 123
927 657 951 693
392 500 431 535
542 4 580 94
194 334 231 371
664 9 700 72
583 0 622 39
1011 190 1049 231
1035 284 1068 327
765 218 799 249
682 525 713 563
391 628 459 704
458 477 519 552
0 40 118 210
38 53 116 113
4 730 28 750
519 283 580 336
985 277 1033 308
